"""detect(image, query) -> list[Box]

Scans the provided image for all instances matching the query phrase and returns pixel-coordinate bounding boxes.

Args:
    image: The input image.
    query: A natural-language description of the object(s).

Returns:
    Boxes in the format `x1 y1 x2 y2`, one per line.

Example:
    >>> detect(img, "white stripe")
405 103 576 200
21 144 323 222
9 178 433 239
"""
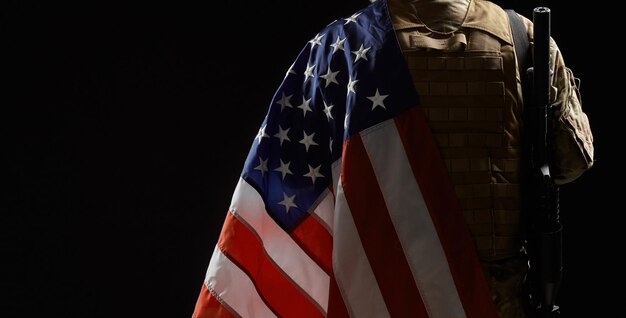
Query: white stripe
229 178 329 312
360 120 466 318
205 246 276 318
333 183 391 318
312 190 334 233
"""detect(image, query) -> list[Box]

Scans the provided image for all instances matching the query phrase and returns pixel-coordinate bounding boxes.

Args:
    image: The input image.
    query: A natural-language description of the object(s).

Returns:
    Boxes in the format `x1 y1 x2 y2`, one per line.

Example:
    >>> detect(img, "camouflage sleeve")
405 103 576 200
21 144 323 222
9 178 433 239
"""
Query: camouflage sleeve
549 43 594 184
520 14 595 185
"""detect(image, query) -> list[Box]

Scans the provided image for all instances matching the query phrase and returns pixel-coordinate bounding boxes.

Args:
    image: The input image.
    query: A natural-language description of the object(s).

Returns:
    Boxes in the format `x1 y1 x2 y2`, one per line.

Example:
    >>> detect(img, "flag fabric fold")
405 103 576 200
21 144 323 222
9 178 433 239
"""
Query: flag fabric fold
194 1 498 317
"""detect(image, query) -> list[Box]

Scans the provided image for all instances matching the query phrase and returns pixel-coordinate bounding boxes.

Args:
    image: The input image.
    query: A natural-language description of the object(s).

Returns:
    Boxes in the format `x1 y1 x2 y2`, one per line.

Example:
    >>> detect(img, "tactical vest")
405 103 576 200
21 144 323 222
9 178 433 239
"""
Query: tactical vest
392 1 523 260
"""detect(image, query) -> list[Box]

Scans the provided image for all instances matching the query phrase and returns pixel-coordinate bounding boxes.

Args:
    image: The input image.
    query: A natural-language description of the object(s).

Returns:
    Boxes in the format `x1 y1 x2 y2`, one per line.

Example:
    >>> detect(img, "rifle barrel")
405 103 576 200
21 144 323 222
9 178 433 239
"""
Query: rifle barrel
533 7 551 165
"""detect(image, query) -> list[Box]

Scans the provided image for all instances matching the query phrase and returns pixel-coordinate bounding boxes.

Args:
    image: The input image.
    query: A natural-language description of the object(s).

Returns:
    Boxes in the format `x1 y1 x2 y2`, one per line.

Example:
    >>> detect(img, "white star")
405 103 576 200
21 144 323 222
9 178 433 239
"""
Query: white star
304 63 316 82
299 131 319 152
304 164 325 184
320 66 340 88
347 77 358 95
352 44 371 63
276 92 293 111
330 37 346 54
274 159 293 180
309 33 325 49
344 12 362 25
297 97 313 117
273 125 291 146
323 101 334 121
254 157 268 176
367 89 389 110
256 125 269 143
278 192 298 213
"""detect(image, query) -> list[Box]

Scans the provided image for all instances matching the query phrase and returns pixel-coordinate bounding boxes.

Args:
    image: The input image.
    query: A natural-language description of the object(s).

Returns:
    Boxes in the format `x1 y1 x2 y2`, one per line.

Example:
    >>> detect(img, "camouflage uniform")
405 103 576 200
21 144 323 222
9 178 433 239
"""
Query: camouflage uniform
388 0 594 316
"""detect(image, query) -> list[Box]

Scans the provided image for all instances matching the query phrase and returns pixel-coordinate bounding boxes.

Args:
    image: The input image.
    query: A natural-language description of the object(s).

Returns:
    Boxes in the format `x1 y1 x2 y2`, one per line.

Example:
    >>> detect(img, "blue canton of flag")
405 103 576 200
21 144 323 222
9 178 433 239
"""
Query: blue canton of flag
241 5 418 231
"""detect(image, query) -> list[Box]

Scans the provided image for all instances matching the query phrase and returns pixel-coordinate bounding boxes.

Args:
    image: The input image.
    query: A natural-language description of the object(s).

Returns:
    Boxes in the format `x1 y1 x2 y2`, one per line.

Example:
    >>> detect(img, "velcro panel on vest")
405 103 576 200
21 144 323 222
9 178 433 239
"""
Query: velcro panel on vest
402 26 523 260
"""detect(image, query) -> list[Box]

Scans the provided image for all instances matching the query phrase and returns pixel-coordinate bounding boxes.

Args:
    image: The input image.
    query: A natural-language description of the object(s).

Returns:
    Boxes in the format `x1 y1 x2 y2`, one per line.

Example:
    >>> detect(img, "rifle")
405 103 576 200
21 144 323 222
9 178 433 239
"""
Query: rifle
524 7 562 318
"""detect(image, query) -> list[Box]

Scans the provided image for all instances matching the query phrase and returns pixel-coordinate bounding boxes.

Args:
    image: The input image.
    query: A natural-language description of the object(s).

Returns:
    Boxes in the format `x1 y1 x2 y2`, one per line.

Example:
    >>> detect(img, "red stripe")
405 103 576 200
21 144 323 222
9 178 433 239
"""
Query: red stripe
326 270 350 318
290 214 332 274
193 283 237 318
218 212 325 318
394 107 499 318
340 135 429 317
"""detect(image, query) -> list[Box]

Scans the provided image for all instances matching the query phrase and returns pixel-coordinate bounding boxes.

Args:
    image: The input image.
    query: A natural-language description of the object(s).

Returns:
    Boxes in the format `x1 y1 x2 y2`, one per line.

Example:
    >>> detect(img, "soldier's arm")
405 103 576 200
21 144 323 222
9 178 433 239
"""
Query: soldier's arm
520 14 595 185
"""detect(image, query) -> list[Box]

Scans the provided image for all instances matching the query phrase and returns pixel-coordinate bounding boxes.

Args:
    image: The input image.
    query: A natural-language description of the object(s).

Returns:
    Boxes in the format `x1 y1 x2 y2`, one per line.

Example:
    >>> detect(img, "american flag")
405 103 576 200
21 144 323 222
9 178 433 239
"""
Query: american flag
194 1 498 317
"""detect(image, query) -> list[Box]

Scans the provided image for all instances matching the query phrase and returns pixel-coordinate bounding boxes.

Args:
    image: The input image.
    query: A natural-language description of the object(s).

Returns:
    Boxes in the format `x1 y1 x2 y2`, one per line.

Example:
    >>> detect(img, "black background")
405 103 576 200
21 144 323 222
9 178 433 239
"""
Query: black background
4 0 614 316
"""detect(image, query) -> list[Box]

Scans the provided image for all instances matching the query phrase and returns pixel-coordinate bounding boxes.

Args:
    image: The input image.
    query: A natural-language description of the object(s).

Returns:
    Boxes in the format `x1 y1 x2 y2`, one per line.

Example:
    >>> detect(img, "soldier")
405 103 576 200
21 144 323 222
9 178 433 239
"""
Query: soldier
388 0 594 316
193 1 594 317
